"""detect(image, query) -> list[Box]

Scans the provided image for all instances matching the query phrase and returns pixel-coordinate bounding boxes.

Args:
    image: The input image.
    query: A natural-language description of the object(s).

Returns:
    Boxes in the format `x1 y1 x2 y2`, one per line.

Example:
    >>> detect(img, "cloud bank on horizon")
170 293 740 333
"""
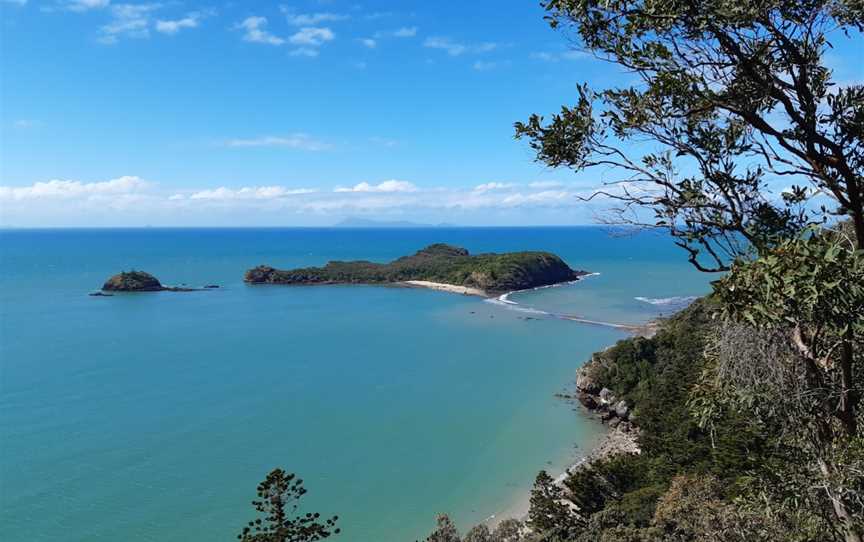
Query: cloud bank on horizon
2 1 860 226
0 175 618 227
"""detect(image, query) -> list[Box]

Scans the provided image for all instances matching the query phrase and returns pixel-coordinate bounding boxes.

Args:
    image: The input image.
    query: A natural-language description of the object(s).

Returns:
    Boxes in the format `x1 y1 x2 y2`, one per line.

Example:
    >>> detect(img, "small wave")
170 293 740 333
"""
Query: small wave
483 273 643 331
496 292 518 305
485 297 552 316
502 274 597 301
634 296 698 309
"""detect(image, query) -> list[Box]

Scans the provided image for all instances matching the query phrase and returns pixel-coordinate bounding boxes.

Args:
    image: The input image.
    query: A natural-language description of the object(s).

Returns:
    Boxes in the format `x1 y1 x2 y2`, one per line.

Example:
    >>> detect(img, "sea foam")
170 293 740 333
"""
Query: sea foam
634 296 699 310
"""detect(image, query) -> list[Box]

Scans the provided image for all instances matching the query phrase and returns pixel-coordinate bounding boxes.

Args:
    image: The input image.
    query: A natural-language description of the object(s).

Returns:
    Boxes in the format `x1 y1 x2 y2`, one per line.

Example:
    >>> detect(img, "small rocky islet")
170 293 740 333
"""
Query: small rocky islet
94 271 216 294
102 271 166 292
243 243 587 295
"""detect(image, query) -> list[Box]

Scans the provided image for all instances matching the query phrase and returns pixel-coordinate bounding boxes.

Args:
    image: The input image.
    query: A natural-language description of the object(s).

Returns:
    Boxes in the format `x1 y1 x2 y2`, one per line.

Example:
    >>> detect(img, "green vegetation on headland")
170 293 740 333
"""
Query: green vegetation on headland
424 292 861 541
244 243 586 294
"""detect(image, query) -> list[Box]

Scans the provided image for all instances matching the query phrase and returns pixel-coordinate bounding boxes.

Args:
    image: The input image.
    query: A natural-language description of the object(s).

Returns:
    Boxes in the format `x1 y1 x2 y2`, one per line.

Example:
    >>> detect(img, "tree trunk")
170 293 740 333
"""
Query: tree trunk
849 201 864 251
838 330 858 438
818 458 863 542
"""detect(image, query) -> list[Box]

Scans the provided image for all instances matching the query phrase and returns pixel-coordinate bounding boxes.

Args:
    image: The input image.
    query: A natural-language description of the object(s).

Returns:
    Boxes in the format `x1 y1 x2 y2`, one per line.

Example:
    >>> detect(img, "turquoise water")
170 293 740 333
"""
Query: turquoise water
0 227 710 541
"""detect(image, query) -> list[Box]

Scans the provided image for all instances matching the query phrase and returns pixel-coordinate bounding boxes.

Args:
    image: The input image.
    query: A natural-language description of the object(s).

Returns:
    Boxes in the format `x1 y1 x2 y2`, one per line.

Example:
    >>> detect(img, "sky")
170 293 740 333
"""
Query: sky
0 0 861 227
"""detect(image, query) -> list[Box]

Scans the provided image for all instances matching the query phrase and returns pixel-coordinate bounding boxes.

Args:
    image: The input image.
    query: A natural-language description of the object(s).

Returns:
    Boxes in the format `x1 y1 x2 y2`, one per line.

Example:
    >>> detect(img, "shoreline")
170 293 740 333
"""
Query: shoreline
403 275 650 530
482 400 641 528
399 280 489 297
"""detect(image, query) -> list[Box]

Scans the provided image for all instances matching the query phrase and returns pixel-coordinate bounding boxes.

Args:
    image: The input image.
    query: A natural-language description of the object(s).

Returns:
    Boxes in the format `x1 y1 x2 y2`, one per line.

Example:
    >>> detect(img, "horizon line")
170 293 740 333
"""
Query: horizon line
0 223 641 230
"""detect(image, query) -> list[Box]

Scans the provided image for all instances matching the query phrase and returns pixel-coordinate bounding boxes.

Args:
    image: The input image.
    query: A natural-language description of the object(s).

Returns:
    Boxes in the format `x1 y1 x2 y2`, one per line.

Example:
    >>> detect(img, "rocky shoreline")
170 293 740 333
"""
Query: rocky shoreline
487 346 642 528
554 358 641 480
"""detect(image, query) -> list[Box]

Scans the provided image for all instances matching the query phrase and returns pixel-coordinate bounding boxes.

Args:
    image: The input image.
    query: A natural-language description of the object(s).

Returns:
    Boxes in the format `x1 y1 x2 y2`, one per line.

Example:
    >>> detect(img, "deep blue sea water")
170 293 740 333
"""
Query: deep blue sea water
0 227 710 542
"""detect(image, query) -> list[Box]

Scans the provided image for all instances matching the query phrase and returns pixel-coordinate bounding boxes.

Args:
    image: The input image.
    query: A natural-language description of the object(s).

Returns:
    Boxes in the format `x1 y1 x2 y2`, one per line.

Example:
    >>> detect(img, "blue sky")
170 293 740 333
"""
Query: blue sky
1 0 860 226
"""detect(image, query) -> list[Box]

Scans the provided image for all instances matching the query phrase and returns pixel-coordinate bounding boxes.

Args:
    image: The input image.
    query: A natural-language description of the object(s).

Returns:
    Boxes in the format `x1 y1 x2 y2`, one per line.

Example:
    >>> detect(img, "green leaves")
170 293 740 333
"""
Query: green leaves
514 84 597 169
715 230 864 362
520 0 863 273
238 469 340 542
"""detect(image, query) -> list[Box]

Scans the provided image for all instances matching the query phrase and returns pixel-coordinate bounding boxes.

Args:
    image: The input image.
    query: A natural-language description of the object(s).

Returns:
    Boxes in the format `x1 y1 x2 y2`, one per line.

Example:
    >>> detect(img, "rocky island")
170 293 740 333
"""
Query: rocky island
244 243 587 295
102 271 166 292
99 271 213 293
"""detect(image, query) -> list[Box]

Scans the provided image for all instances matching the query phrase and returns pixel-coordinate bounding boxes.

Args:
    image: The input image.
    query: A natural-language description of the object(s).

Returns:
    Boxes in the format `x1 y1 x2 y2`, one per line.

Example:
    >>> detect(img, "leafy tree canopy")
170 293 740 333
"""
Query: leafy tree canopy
516 0 864 271
237 469 339 542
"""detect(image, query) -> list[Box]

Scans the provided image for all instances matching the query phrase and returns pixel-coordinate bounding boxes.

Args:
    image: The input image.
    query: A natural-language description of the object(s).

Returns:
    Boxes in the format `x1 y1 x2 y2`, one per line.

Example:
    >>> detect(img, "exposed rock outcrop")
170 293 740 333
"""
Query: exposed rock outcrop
99 271 214 293
575 359 635 429
614 400 630 420
575 365 601 394
102 271 164 292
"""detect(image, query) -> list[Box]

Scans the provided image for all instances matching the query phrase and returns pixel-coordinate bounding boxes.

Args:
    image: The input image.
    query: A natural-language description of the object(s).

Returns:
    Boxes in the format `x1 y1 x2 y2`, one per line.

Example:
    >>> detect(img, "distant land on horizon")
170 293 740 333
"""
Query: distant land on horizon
334 217 457 228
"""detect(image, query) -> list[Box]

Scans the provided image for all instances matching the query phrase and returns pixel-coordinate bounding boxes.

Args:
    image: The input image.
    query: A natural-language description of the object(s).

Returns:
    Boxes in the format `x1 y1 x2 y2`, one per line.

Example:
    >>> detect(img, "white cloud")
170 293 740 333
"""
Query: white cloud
335 180 417 193
280 7 349 26
363 12 392 20
500 190 572 206
530 50 589 62
237 16 285 46
290 47 319 57
224 134 332 151
474 182 515 192
473 60 502 71
392 26 417 38
0 176 148 201
13 119 43 129
155 12 200 35
424 37 497 56
360 38 376 48
187 186 317 200
55 0 110 12
0 176 617 226
423 37 465 56
289 27 334 46
529 181 565 189
98 3 161 44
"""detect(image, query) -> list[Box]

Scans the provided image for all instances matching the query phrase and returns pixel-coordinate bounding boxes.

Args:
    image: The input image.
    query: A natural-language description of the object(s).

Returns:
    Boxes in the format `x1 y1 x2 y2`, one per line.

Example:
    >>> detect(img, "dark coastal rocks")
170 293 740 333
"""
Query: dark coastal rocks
89 292 114 297
99 271 217 293
575 359 635 428
102 271 164 292
575 366 601 394
599 387 617 405
244 265 278 283
577 392 598 409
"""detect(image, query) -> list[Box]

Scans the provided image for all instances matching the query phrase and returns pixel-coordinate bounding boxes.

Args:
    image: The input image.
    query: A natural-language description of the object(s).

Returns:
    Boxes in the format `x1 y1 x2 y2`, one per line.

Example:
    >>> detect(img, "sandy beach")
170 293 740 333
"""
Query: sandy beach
400 280 488 297
484 423 640 527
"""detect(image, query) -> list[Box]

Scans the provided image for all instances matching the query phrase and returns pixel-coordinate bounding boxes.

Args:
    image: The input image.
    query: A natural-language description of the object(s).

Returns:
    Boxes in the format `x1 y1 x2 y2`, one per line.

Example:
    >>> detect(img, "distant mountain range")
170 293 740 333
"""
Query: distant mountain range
334 217 456 228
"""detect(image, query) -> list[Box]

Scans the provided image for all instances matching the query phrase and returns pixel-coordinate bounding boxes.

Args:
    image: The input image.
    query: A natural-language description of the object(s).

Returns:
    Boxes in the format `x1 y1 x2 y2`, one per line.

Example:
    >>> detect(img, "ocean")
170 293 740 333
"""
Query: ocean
0 227 710 542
